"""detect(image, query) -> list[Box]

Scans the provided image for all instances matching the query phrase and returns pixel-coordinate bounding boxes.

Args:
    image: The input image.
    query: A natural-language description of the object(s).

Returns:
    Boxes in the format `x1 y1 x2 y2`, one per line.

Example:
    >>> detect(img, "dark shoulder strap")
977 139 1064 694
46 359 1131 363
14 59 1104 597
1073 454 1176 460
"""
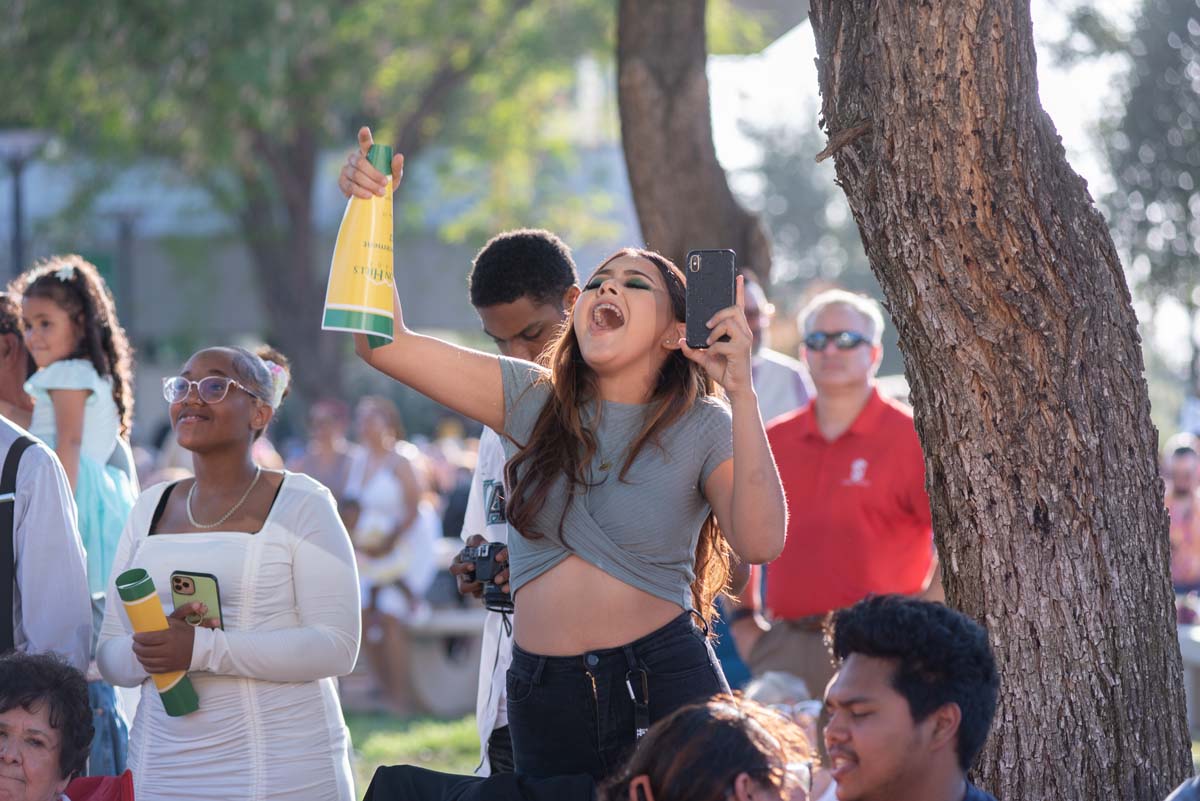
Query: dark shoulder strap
148 482 182 535
1 436 37 654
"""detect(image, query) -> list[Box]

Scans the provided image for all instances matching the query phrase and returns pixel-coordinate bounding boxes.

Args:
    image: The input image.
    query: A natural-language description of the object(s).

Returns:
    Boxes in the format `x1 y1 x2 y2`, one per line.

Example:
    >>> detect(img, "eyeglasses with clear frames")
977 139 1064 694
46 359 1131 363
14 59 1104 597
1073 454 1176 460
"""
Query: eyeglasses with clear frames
163 375 260 405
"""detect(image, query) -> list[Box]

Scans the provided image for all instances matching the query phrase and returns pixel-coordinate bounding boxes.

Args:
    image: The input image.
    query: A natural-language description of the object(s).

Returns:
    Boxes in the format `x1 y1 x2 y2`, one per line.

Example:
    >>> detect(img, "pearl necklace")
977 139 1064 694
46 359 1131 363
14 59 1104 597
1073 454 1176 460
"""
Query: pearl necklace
187 467 263 529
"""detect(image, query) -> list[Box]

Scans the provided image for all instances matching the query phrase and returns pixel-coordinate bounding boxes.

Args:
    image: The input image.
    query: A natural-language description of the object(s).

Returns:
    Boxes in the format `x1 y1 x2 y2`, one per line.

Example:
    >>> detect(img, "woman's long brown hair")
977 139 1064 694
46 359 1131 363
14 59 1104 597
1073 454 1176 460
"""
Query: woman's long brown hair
503 248 732 626
597 696 813 801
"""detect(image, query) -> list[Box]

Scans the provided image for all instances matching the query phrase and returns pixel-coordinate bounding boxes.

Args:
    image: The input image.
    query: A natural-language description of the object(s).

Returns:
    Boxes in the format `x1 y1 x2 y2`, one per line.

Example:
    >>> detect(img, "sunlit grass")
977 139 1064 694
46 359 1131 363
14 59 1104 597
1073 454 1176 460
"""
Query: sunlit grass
347 713 479 799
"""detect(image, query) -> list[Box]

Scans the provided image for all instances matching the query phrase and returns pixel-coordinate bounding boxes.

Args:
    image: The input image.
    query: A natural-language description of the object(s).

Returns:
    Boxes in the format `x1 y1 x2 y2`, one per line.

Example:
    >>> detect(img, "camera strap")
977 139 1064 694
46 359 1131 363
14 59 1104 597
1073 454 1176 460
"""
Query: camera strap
622 644 650 740
0 436 35 655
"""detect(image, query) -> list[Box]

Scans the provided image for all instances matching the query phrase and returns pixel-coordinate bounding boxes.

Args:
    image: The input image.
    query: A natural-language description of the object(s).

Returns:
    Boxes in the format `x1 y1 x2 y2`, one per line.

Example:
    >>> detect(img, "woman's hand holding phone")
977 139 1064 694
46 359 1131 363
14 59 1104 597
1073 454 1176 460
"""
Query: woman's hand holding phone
680 275 756 404
131 602 219 675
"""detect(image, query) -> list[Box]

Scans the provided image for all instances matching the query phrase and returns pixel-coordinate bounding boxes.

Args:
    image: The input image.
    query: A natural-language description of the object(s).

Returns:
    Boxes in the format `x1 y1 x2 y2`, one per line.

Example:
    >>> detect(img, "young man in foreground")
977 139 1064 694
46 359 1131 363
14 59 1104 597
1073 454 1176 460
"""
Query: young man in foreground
825 595 1000 801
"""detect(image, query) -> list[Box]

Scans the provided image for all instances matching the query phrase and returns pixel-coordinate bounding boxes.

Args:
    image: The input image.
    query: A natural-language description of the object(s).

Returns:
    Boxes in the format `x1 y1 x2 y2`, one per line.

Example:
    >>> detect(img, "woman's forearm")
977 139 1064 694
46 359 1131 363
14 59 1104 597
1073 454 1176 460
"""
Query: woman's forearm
728 391 786 564
354 309 506 431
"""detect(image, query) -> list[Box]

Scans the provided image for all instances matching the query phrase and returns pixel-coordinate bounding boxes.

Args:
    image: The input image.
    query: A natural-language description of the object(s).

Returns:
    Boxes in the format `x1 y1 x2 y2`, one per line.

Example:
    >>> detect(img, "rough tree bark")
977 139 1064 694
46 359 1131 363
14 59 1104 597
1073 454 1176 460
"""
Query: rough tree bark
617 0 772 277
807 2 1190 798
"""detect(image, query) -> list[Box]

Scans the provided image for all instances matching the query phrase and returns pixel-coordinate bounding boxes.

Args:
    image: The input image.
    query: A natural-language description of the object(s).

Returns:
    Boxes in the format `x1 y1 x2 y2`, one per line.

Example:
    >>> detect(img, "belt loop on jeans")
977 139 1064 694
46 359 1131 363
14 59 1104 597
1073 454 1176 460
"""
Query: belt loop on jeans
689 609 711 638
531 656 547 685
623 644 650 741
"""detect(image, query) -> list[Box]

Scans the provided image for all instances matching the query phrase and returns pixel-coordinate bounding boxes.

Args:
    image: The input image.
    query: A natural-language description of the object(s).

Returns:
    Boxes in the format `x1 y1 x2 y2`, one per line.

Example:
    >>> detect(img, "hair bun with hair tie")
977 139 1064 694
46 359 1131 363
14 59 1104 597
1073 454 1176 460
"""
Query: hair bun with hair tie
263 360 289 409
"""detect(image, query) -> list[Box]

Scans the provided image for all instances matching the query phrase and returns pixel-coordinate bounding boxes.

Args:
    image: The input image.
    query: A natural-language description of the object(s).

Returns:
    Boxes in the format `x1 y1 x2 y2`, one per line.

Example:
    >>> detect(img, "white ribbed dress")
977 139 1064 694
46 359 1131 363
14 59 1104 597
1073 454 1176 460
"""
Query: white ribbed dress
97 473 360 801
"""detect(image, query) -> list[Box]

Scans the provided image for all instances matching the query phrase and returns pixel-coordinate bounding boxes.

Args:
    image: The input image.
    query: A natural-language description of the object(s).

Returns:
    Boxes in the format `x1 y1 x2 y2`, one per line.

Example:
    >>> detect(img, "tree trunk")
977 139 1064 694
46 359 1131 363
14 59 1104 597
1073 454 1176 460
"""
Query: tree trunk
238 135 345 406
617 0 772 277
807 2 1190 798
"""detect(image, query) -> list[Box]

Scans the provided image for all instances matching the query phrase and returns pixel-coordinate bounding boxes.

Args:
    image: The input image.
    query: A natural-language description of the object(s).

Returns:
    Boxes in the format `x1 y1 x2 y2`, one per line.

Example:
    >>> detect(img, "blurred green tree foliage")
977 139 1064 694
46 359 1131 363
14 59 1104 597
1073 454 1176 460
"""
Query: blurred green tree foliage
738 121 909 376
741 121 869 291
0 0 610 399
1103 0 1200 391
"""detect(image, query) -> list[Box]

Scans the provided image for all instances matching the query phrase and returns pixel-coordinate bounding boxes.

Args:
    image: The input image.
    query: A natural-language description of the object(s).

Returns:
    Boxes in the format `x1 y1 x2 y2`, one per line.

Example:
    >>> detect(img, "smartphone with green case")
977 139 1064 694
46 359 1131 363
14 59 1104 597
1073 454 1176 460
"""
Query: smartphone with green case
170 571 224 630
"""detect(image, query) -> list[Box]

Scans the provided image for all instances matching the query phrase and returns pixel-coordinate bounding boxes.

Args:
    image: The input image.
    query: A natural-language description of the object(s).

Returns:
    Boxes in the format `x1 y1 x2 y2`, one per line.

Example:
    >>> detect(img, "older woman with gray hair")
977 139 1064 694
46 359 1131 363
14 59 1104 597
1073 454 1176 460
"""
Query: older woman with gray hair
0 652 93 801
97 346 360 801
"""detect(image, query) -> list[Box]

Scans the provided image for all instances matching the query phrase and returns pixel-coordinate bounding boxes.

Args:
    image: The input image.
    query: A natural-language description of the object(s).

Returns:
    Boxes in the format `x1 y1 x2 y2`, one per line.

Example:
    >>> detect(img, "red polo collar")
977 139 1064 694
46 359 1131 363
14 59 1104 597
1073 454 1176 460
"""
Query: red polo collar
795 387 888 441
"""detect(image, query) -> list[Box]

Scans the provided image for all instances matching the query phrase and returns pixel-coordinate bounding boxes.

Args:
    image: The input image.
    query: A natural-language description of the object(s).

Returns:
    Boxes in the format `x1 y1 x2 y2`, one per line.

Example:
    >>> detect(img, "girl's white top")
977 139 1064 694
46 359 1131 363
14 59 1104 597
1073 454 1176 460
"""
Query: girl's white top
25 358 120 460
97 472 361 801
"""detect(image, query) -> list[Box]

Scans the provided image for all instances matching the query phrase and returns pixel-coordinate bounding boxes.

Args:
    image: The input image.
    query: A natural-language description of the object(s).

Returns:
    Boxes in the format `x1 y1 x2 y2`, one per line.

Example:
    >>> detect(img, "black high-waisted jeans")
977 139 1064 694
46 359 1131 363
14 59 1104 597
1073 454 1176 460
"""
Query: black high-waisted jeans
506 611 729 781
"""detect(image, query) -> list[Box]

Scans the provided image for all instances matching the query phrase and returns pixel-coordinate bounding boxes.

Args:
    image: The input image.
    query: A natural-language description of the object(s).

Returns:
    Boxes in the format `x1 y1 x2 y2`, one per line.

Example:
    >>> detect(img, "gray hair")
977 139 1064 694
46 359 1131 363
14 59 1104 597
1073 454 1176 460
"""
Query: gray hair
227 346 291 410
798 290 885 345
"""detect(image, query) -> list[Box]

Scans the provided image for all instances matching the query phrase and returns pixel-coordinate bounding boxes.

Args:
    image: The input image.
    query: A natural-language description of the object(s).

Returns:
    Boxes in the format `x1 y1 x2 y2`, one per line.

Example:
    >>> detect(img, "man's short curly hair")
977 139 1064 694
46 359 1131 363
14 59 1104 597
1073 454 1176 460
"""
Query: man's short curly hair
0 652 94 780
0 291 38 378
830 595 999 771
467 229 578 310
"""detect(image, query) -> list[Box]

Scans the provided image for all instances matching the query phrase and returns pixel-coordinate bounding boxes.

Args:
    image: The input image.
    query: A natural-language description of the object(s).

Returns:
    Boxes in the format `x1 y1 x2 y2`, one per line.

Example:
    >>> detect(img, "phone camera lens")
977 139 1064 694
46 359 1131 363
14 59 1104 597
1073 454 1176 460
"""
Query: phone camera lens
689 256 700 273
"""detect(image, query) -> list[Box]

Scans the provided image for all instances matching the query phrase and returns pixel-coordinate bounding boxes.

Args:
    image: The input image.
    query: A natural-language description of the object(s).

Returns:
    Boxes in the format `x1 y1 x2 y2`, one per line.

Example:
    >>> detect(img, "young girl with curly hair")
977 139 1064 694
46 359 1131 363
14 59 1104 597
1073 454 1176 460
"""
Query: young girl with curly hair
12 254 139 776
13 255 137 595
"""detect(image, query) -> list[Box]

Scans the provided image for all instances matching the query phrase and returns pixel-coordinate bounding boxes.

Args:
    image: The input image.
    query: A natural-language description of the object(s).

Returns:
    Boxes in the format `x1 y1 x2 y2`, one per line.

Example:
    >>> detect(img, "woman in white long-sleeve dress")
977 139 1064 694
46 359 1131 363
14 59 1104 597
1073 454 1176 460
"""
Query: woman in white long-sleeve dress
97 346 360 801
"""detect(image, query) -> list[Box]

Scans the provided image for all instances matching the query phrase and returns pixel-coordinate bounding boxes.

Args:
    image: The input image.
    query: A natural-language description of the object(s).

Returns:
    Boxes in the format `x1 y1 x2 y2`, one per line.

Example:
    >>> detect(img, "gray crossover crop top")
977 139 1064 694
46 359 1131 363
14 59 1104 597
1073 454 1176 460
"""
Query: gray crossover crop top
498 357 734 610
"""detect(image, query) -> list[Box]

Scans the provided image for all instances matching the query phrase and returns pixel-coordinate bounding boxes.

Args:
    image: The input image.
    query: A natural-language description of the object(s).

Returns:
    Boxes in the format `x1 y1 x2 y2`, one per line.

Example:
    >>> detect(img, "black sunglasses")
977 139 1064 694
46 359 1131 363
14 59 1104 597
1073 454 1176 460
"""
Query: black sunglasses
804 330 870 351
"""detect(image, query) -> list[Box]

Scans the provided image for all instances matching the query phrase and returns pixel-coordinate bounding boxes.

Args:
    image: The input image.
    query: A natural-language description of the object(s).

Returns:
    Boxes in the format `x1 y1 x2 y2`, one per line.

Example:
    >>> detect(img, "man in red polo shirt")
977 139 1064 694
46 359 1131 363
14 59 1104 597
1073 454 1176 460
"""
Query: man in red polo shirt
730 289 940 699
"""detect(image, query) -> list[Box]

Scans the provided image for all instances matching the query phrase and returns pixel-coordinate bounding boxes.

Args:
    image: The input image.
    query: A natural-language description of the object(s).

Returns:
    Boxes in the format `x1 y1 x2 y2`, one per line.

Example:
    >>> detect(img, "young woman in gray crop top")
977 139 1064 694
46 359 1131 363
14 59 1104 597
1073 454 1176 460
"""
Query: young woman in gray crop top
342 134 785 782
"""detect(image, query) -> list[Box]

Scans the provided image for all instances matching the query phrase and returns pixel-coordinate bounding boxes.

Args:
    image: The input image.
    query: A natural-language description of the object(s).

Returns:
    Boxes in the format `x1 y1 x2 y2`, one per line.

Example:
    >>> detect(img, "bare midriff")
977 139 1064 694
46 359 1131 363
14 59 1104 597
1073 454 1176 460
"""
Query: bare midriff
513 554 685 655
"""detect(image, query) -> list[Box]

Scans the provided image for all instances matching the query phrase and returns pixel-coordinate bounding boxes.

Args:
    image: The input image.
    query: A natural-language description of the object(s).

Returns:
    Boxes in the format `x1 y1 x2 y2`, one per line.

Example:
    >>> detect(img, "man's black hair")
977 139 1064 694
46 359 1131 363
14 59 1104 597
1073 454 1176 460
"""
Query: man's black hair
831 595 999 772
0 291 36 377
468 228 578 310
0 292 20 336
0 652 94 780
1173 445 1199 459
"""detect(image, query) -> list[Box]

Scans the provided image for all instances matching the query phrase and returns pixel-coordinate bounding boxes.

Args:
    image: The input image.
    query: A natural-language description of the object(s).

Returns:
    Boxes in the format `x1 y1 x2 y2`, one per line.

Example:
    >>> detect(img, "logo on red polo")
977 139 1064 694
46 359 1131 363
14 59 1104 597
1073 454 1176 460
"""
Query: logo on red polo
843 458 871 487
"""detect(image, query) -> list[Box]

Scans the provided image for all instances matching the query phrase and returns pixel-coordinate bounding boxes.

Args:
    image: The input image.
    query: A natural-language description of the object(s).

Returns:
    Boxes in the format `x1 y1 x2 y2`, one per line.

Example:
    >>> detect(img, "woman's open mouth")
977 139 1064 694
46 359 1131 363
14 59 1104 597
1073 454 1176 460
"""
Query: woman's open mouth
591 302 625 331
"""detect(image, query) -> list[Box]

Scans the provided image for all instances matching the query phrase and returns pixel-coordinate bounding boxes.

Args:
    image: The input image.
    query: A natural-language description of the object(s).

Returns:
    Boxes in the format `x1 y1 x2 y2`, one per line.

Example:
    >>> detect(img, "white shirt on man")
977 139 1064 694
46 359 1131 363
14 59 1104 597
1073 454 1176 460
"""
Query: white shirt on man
753 348 815 423
464 427 512 776
1 415 91 672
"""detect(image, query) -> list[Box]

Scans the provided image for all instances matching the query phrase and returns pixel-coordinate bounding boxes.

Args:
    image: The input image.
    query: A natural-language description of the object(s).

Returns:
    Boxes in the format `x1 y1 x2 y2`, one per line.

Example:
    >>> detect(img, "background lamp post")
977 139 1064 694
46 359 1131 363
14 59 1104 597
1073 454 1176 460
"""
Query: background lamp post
0 129 51 279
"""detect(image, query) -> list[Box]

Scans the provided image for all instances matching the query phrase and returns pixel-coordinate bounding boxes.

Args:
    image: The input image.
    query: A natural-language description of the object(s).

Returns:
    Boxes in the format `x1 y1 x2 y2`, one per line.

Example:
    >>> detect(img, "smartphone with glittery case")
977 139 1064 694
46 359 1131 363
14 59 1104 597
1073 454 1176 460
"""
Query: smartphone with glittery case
684 249 736 349
170 571 223 630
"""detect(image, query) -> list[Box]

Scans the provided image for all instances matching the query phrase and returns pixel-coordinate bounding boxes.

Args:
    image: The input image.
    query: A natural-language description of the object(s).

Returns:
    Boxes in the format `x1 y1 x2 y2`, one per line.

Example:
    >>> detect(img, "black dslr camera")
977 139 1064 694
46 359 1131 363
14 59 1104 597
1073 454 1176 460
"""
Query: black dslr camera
462 541 513 614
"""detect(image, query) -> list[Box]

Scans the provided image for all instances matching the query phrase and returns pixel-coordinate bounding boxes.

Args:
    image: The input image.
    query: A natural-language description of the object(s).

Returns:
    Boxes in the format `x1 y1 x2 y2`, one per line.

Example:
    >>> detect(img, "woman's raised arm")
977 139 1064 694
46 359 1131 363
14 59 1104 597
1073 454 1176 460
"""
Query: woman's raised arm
683 278 786 564
354 321 504 433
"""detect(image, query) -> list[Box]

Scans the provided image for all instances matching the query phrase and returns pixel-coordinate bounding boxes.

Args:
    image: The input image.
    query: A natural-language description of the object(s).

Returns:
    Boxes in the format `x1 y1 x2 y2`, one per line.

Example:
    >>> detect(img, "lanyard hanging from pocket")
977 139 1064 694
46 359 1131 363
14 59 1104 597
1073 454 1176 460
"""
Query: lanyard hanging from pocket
622 644 650 740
